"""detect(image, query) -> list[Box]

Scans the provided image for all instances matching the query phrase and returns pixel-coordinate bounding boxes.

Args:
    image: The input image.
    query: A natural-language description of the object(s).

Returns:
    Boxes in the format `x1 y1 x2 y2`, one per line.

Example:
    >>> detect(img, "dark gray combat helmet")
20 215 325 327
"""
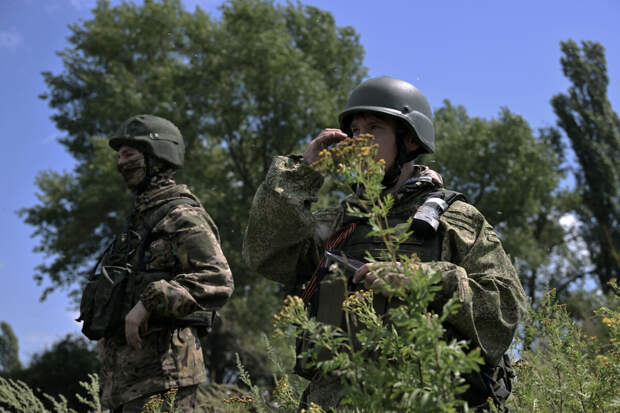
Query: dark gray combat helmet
109 114 185 168
338 76 435 154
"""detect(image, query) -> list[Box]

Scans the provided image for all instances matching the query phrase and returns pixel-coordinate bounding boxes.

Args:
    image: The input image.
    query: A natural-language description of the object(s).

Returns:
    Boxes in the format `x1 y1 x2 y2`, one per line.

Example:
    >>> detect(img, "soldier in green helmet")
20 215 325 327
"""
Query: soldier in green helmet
243 77 526 410
78 114 234 412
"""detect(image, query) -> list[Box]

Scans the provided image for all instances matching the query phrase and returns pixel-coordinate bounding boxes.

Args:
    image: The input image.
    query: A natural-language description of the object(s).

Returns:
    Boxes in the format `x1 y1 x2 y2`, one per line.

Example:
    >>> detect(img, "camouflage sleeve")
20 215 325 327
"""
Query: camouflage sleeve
140 204 234 318
423 200 527 366
243 155 330 286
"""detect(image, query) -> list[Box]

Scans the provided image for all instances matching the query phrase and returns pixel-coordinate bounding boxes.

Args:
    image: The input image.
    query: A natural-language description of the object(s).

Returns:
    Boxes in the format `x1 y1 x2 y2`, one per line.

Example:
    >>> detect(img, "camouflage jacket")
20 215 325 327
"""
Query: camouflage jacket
244 155 526 368
99 177 234 409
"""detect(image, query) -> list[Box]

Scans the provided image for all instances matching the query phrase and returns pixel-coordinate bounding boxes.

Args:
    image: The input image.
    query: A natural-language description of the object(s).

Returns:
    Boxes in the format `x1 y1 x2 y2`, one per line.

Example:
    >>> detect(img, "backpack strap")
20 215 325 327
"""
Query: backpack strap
87 239 116 281
425 189 467 207
137 197 201 271
410 189 467 238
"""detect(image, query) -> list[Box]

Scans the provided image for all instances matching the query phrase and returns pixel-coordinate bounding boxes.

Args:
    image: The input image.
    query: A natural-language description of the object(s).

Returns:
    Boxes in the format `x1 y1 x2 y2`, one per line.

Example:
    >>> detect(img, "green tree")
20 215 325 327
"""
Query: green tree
551 40 620 292
10 334 99 412
429 101 573 301
0 321 21 373
20 0 366 384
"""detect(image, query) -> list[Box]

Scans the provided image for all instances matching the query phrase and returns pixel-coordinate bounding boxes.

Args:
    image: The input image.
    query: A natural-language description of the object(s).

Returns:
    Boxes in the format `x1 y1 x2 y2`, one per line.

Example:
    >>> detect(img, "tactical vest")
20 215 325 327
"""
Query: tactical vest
78 196 216 341
297 188 513 409
310 188 462 327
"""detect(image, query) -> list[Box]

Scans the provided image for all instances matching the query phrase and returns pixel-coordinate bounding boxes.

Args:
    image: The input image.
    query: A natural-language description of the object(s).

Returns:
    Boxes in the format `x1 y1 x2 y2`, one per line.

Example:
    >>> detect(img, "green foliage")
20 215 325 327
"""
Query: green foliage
0 322 21 373
0 373 102 413
430 101 574 302
215 336 305 413
23 0 366 383
507 283 620 412
10 334 99 412
551 40 620 292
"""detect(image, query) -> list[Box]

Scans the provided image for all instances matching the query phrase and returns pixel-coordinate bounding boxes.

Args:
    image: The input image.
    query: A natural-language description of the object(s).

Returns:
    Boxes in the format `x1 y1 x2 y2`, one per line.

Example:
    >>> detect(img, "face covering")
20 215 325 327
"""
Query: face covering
117 154 146 190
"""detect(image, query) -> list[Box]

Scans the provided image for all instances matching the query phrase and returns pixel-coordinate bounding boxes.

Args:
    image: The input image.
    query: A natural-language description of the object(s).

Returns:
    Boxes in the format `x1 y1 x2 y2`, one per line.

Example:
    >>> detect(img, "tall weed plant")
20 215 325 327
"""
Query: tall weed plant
507 284 619 412
0 373 102 413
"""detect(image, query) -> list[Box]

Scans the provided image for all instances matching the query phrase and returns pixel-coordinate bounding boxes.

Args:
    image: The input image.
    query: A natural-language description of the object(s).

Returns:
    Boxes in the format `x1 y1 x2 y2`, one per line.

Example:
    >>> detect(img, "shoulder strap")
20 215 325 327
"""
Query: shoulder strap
141 197 201 234
301 221 360 305
87 239 116 281
425 188 467 206
410 189 466 238
137 197 201 270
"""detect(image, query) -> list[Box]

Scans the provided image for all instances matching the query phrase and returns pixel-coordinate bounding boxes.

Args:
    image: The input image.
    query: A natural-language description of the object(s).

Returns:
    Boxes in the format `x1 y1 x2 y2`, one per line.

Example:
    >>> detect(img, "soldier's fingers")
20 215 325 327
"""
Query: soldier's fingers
363 272 378 290
353 264 371 283
125 322 140 350
370 277 386 292
304 130 348 164
316 130 347 146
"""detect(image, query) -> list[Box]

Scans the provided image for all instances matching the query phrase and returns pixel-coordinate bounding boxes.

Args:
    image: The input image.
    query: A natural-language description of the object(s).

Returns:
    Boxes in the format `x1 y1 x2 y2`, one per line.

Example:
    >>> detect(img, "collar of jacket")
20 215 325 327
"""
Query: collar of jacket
134 180 199 216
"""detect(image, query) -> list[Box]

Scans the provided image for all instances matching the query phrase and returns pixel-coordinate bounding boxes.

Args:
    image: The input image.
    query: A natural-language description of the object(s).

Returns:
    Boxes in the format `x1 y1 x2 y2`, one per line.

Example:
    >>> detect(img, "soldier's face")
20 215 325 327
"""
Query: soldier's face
350 113 398 169
117 145 146 190
117 145 142 165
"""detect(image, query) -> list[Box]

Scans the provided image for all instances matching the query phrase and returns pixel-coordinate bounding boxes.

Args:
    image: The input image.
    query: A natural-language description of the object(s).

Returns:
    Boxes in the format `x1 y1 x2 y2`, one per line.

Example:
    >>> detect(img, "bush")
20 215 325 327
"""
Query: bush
507 284 620 412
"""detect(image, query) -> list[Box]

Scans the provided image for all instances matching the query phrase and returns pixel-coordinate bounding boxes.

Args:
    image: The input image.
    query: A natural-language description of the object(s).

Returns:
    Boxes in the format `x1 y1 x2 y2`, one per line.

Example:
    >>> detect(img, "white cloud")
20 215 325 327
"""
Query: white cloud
559 214 576 229
0 29 24 51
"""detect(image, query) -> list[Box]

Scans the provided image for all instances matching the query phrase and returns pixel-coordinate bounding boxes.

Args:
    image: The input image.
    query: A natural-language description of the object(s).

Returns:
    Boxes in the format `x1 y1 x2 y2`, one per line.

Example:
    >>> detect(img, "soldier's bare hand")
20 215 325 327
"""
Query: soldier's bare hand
125 300 150 350
303 128 348 164
353 262 415 297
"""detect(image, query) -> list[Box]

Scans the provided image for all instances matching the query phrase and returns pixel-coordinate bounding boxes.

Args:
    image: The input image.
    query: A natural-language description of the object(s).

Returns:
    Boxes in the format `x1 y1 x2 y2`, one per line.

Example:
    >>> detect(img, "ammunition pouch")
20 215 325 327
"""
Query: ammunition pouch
78 265 132 340
176 310 221 337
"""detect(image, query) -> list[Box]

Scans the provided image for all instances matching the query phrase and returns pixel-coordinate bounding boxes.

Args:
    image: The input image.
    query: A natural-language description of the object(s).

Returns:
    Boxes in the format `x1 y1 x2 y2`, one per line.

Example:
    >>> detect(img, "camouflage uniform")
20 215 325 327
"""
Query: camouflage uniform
98 174 234 411
243 155 527 410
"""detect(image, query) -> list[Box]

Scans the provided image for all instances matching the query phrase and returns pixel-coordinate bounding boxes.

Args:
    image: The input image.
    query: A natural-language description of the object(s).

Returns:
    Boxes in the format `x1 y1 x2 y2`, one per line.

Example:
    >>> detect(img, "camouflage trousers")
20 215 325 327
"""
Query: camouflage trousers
112 385 199 413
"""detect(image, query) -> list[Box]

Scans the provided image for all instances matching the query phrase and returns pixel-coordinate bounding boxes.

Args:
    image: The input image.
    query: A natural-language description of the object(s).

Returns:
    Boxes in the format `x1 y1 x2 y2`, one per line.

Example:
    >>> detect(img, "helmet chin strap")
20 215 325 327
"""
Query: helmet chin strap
381 138 420 188
135 154 152 194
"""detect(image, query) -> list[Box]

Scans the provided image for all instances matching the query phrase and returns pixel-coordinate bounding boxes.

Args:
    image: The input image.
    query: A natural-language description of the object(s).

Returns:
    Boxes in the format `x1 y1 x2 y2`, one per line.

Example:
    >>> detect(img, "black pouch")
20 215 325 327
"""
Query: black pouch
461 353 514 411
175 310 221 337
78 265 131 340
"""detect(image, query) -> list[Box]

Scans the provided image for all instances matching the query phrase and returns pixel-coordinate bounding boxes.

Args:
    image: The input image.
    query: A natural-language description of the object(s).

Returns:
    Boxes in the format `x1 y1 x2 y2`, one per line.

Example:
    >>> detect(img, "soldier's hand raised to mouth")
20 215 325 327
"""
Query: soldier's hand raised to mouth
303 128 348 164
125 300 150 350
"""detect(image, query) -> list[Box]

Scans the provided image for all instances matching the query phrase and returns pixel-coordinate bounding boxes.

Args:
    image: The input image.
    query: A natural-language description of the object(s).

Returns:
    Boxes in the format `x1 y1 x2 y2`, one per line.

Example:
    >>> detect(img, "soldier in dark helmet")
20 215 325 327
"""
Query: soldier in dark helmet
78 114 234 412
243 77 526 411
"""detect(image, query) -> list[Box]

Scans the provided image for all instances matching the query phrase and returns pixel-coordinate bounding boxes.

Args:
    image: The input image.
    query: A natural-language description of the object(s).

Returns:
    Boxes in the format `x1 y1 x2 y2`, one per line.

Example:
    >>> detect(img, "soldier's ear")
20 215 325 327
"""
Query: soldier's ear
402 131 420 153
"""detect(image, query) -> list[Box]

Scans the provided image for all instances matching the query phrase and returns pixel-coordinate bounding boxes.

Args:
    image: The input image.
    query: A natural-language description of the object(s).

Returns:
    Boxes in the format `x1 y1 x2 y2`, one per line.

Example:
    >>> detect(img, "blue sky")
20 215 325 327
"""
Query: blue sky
1 0 618 364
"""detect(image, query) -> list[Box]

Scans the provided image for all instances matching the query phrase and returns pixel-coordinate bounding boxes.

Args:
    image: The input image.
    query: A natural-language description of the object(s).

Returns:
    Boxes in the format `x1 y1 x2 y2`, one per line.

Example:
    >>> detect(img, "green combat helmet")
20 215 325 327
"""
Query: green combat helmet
338 76 435 155
109 114 185 168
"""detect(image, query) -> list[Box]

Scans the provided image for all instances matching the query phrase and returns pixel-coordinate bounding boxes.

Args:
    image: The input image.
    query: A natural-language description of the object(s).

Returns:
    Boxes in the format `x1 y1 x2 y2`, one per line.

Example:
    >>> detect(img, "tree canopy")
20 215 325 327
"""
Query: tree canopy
551 40 620 292
9 334 99 412
22 0 366 383
0 321 21 374
429 102 572 301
